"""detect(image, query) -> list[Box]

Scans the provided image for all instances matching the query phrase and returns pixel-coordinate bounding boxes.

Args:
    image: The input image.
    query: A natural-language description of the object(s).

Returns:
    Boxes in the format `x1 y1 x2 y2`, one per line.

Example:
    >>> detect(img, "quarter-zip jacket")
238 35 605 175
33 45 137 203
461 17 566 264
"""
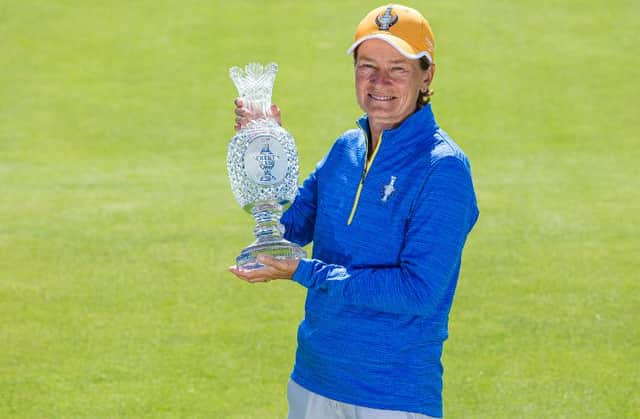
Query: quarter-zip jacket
281 104 479 417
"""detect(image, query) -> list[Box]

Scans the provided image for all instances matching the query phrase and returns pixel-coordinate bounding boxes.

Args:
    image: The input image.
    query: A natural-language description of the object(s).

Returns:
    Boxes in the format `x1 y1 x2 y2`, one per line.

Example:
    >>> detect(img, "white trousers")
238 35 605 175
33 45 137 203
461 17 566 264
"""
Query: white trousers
287 379 440 419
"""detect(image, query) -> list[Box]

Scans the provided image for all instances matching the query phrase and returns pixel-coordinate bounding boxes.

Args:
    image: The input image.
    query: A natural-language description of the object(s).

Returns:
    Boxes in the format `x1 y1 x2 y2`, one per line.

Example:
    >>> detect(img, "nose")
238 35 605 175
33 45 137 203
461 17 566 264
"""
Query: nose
370 69 392 85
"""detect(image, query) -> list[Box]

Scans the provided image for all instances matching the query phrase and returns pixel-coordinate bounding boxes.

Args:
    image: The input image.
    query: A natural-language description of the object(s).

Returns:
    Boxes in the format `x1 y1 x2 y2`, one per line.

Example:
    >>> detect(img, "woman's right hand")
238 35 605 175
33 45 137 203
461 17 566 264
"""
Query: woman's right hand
234 98 282 132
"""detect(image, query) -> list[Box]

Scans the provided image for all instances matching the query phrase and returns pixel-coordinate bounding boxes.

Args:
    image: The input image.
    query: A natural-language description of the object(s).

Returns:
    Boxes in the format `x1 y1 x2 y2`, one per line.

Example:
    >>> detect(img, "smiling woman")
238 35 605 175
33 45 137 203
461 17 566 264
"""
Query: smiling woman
230 4 479 419
353 39 434 150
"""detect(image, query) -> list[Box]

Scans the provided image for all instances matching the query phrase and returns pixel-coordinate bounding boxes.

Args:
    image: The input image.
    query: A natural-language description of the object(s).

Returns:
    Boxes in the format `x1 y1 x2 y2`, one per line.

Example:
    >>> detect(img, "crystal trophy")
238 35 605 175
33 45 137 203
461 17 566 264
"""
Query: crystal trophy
227 62 306 269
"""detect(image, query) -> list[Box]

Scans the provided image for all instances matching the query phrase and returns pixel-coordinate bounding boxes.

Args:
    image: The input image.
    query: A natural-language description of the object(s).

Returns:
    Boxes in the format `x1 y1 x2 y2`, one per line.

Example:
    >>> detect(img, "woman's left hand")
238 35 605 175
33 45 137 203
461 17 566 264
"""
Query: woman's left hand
234 98 282 132
229 255 300 283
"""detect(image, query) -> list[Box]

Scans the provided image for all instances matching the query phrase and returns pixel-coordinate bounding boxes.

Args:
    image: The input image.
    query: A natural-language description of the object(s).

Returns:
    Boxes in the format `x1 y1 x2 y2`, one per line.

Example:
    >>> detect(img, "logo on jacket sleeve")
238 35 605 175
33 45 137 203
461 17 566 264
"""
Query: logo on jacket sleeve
381 176 397 202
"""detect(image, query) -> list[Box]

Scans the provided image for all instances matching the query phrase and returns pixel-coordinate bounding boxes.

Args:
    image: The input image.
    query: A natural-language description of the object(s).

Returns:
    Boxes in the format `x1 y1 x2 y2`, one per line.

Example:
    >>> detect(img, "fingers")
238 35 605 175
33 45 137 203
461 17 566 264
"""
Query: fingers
235 105 248 118
258 255 300 280
233 98 282 131
270 104 282 126
233 97 247 131
234 99 250 132
228 255 300 284
257 254 286 270
229 264 274 283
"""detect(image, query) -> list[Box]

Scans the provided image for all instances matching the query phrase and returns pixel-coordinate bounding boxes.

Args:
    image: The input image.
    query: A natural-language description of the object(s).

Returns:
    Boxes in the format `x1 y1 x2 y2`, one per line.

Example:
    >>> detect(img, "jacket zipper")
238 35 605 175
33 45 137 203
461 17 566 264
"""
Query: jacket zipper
347 134 383 225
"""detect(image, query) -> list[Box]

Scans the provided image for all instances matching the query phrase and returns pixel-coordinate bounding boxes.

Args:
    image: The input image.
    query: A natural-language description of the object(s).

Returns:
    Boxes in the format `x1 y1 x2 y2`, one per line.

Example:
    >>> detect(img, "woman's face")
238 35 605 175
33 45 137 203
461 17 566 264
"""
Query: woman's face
355 39 433 130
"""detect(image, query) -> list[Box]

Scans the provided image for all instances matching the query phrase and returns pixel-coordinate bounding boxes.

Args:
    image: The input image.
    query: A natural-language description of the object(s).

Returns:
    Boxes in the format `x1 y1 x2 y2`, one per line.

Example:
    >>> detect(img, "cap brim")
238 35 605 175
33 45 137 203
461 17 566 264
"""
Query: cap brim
346 34 433 63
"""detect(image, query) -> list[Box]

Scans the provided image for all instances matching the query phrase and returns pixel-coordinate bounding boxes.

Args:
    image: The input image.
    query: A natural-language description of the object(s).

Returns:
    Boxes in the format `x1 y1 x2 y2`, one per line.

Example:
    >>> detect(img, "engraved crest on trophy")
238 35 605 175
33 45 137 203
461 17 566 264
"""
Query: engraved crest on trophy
256 143 277 182
227 62 306 269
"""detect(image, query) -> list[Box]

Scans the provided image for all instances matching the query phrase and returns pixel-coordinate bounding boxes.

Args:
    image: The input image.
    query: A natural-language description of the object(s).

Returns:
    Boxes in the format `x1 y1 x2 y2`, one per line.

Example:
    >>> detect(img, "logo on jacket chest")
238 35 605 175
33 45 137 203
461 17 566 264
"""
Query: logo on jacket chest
381 175 397 202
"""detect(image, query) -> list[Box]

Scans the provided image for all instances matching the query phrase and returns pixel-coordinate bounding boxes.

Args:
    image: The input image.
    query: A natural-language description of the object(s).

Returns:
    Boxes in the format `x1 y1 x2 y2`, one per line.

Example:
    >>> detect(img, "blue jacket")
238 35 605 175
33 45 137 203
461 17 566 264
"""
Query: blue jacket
281 104 479 417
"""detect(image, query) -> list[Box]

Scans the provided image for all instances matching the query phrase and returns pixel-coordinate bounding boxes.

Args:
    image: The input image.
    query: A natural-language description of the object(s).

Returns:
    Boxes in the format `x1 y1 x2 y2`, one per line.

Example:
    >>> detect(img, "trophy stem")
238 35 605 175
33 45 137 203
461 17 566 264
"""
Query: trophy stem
252 201 285 239
235 201 307 270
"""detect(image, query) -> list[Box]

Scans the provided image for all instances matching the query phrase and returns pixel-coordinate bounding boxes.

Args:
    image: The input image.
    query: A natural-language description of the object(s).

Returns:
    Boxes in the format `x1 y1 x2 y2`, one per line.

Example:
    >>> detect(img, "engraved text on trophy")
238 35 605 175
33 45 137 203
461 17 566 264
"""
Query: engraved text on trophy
243 135 287 186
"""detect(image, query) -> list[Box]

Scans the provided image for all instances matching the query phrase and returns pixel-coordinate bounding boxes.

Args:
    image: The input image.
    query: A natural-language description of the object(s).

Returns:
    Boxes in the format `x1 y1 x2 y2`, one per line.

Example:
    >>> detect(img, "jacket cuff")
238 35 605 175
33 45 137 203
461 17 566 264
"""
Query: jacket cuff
292 258 315 288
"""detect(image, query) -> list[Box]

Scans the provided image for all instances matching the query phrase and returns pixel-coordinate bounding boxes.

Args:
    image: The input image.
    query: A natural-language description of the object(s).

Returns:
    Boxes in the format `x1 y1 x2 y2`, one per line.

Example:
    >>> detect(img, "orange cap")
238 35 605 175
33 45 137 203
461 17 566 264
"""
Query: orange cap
346 4 435 63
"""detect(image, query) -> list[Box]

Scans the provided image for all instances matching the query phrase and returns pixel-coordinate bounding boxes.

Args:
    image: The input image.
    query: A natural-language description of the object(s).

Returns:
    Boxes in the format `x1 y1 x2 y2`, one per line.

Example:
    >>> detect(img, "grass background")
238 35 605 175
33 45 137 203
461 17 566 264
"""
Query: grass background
1 0 638 417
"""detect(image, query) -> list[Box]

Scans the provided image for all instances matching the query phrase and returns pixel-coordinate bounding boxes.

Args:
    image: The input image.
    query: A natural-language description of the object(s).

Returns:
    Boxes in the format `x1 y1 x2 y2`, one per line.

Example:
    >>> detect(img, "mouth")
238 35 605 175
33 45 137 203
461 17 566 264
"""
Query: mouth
368 93 395 102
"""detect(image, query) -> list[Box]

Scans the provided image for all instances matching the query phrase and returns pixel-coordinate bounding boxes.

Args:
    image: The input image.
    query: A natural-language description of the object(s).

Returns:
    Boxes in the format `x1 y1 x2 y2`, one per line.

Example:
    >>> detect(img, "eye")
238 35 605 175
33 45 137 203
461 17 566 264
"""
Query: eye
356 63 376 77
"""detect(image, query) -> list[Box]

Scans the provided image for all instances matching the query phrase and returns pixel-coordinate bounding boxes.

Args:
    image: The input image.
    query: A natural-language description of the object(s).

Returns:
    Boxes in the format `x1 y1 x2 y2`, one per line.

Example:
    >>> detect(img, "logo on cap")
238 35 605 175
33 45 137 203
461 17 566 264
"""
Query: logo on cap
375 6 398 31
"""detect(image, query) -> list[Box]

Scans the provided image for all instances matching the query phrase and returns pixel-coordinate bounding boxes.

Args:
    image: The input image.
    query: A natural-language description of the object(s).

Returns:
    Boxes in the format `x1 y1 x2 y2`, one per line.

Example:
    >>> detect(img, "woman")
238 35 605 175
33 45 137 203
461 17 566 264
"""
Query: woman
230 5 479 418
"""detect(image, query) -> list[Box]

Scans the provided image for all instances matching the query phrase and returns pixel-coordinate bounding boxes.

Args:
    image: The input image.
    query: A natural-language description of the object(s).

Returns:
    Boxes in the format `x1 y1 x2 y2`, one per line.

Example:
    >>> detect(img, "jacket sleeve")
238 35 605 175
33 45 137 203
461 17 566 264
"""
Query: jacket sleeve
291 156 479 317
280 156 326 247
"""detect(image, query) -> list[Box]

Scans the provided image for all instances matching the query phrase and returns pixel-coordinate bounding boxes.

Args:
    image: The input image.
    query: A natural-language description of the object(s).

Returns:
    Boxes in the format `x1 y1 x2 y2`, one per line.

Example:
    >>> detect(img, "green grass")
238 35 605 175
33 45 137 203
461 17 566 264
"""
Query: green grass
1 1 638 417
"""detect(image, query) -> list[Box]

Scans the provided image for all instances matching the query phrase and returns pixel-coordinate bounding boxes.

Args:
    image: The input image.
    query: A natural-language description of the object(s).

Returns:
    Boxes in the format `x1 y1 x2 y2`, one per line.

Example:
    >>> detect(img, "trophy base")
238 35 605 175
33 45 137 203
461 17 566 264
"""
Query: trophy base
236 239 307 270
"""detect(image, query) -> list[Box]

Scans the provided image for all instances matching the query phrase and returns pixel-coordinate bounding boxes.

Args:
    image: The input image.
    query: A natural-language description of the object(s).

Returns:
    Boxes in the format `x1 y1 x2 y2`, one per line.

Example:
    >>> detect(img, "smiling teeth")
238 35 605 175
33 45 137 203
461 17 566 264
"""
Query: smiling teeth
370 94 393 101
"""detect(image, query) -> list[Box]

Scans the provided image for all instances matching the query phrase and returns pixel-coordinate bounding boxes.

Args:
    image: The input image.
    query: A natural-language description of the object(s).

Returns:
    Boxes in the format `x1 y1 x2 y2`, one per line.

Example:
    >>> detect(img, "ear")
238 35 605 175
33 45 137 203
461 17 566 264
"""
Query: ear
421 63 436 91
